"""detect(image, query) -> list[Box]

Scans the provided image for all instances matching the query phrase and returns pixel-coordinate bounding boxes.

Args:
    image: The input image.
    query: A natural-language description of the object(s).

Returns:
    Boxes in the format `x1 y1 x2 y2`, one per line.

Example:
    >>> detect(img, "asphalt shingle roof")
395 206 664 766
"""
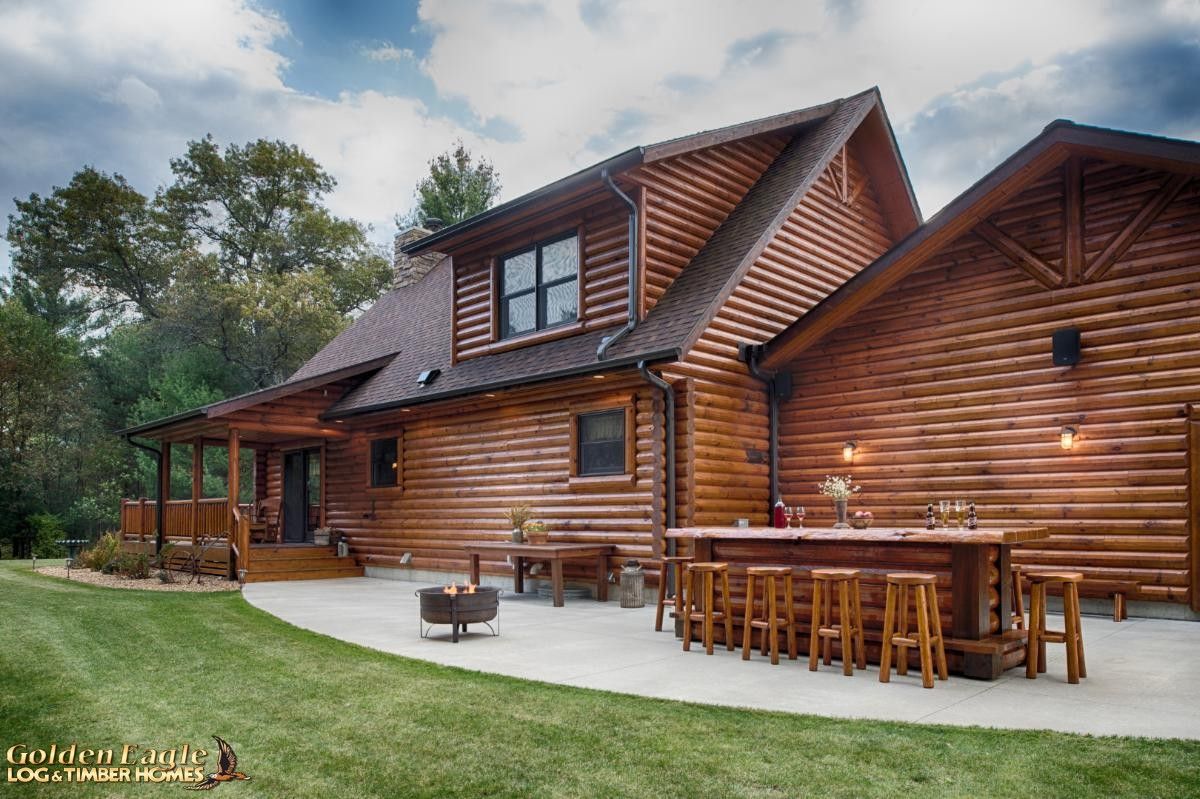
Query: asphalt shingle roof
284 91 882 418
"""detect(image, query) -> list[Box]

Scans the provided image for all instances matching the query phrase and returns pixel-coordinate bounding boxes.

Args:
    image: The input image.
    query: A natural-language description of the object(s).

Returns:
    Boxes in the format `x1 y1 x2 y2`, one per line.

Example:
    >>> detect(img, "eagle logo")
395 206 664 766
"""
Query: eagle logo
185 736 251 791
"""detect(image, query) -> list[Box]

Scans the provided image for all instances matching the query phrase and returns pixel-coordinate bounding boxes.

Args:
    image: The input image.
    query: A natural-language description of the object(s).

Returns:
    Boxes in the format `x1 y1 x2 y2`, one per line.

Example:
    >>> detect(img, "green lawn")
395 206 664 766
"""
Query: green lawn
1 562 1197 798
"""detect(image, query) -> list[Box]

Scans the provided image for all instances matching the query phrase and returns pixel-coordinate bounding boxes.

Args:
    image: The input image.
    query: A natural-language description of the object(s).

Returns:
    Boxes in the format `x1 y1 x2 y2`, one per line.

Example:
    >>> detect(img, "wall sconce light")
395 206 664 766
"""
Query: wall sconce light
842 441 857 462
1060 426 1077 450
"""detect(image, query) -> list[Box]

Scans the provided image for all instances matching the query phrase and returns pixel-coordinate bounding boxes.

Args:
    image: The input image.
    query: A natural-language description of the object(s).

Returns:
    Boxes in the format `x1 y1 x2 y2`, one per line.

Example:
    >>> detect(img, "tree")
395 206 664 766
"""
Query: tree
6 136 392 387
6 167 184 332
409 140 501 227
1 135 394 545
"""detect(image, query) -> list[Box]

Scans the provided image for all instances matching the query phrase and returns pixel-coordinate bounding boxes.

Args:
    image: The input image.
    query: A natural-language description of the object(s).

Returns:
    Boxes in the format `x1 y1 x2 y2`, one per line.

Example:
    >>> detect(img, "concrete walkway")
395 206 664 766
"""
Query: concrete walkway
244 576 1200 740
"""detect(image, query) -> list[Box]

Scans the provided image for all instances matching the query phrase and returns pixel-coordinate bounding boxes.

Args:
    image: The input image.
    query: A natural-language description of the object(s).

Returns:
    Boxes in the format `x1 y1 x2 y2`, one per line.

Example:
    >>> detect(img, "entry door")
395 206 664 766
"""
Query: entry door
282 450 313 543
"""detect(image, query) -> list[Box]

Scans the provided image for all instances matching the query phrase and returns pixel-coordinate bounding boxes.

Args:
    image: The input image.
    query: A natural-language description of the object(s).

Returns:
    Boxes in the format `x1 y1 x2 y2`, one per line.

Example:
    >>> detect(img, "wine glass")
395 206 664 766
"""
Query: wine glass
793 506 806 528
939 500 950 528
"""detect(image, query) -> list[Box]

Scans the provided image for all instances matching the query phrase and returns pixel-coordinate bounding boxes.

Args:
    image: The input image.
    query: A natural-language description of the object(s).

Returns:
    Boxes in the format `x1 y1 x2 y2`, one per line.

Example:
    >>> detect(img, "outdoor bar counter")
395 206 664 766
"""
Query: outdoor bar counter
666 525 1049 679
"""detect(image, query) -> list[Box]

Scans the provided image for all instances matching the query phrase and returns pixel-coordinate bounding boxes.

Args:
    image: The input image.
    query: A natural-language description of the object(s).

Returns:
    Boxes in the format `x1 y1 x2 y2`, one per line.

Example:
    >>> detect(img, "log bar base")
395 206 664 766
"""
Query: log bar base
667 526 1049 680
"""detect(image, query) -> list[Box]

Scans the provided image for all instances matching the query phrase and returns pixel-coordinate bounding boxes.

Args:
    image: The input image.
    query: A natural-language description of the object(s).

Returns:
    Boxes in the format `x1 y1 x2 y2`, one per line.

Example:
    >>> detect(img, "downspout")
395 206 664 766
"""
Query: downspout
743 345 779 513
123 436 165 555
597 169 639 360
638 361 677 592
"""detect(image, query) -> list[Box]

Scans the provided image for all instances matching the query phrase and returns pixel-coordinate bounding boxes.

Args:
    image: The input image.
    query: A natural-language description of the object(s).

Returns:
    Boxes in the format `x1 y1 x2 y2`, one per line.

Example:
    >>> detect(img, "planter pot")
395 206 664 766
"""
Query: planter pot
510 527 524 543
526 532 549 545
833 499 850 529
314 532 330 546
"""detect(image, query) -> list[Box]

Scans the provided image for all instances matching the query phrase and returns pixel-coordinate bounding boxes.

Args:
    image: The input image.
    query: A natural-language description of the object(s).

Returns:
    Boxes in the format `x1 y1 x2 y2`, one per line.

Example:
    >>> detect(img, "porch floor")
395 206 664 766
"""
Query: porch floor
244 575 1200 740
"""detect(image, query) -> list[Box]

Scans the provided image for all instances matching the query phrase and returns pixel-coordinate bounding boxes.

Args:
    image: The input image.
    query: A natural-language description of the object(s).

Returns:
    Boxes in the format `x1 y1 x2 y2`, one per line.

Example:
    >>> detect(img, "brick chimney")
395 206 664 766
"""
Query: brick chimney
393 226 446 289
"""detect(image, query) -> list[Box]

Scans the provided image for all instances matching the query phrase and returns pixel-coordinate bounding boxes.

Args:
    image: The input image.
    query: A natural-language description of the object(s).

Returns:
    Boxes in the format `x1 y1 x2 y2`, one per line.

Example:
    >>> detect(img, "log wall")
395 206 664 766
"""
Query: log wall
320 373 666 581
777 159 1200 604
630 134 788 314
669 135 898 527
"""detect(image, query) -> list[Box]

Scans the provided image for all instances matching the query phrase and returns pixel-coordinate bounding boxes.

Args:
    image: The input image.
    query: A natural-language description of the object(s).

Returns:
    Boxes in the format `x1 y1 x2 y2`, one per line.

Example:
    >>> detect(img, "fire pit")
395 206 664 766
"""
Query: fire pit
416 583 501 642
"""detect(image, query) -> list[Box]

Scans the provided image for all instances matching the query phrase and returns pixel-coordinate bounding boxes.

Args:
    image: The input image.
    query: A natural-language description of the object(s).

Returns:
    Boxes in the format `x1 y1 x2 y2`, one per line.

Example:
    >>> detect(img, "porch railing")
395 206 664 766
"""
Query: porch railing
118 498 251 539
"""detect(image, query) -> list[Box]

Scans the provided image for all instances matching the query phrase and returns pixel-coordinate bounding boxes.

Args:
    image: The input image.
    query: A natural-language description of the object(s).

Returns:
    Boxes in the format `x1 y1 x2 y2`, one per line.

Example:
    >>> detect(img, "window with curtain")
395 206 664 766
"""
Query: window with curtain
576 409 626 476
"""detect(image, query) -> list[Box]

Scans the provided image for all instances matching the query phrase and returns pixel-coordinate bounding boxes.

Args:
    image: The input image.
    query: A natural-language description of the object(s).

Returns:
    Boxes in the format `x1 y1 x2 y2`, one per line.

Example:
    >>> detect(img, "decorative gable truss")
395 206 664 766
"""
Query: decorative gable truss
972 157 1192 289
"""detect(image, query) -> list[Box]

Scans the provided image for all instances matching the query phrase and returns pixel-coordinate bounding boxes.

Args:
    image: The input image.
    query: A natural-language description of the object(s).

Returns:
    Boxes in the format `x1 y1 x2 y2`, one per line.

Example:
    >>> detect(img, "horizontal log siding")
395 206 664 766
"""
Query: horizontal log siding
323 374 664 582
451 196 633 361
673 138 897 527
777 160 1200 604
631 135 787 314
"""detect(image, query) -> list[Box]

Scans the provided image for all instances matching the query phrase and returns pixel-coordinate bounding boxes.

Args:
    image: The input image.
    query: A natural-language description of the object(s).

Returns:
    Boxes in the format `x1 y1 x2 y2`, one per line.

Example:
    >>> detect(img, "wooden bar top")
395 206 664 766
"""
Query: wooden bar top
666 525 1049 546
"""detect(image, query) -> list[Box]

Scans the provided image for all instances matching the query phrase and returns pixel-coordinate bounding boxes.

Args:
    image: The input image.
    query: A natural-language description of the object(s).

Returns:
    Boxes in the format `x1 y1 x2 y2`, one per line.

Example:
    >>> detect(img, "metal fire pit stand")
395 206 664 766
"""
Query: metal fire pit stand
416 589 502 643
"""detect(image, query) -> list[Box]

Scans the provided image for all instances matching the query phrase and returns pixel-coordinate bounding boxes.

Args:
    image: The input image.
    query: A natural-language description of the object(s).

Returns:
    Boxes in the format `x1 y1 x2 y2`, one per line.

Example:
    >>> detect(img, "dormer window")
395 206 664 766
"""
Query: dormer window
499 231 579 339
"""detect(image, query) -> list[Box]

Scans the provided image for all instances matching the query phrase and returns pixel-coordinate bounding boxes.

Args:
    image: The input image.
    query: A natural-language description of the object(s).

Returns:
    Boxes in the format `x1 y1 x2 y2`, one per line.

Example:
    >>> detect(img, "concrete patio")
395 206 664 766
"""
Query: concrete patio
244 576 1200 740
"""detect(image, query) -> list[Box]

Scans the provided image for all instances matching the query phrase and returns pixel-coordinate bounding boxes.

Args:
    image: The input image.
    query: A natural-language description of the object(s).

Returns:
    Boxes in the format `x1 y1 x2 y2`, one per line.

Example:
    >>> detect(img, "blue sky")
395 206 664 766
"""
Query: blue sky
1 0 1198 276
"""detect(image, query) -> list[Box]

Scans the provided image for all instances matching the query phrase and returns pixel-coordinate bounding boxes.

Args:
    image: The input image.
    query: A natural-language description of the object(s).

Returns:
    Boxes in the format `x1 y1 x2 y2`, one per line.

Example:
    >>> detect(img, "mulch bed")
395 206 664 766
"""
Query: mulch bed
38 566 239 592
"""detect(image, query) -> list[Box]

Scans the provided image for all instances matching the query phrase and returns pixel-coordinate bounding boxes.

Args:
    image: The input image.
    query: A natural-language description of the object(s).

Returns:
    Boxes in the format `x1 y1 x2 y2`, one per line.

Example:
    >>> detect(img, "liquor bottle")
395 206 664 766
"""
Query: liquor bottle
967 501 978 530
773 500 788 529
925 503 935 530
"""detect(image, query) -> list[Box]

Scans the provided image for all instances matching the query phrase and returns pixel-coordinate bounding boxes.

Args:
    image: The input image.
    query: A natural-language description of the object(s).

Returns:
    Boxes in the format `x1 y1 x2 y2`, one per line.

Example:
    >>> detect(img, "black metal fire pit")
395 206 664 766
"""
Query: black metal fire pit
416 585 501 642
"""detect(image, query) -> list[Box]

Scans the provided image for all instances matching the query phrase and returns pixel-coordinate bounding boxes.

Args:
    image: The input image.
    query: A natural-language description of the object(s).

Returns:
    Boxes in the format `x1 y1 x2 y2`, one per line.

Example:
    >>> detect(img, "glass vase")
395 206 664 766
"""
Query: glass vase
833 499 850 529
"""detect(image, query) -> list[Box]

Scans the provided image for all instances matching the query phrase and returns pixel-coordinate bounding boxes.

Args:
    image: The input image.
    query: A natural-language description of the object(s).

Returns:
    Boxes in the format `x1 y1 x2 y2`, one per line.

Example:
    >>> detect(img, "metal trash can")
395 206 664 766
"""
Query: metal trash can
619 560 645 608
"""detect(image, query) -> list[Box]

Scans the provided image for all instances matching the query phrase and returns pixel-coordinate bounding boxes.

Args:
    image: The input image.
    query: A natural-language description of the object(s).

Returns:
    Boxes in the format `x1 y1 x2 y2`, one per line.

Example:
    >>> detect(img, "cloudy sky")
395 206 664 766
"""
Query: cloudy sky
2 0 1198 274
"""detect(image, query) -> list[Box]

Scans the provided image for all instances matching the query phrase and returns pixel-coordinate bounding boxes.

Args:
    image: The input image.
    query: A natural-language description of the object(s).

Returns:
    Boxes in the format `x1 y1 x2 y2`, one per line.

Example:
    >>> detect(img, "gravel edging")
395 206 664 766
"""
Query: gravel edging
38 566 240 592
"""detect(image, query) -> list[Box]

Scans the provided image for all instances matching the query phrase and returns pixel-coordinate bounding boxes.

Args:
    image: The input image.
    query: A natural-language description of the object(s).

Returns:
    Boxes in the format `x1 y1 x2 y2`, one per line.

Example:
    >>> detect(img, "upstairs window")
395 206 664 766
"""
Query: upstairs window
576 409 627 477
499 232 578 339
369 437 399 488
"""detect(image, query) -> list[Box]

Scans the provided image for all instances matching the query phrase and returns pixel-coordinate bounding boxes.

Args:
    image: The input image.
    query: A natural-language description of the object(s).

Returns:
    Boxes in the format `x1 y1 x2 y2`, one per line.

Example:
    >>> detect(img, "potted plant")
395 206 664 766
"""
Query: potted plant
522 520 549 545
313 526 337 546
504 504 532 543
817 475 861 529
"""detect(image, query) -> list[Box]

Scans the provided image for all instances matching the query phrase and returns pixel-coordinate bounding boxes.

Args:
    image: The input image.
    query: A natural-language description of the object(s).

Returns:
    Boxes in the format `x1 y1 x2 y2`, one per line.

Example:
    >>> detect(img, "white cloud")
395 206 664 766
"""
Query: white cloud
362 43 415 63
1 0 1197 282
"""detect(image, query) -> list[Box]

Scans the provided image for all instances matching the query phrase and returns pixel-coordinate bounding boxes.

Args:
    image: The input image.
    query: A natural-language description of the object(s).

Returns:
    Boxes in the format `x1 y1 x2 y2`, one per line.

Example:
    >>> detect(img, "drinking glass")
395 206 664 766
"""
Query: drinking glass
939 500 950 528
955 499 966 529
793 506 806 528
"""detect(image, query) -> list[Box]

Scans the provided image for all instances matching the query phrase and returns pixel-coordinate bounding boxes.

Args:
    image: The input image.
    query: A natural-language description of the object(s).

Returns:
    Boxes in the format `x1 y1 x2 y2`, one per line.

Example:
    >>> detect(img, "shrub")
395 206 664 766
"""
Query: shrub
102 552 150 579
28 513 67 558
75 532 121 571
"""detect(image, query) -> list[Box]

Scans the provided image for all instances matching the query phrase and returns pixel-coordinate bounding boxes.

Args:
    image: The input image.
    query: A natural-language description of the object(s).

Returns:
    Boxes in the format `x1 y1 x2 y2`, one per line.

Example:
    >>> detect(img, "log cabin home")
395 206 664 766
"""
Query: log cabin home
116 87 1200 621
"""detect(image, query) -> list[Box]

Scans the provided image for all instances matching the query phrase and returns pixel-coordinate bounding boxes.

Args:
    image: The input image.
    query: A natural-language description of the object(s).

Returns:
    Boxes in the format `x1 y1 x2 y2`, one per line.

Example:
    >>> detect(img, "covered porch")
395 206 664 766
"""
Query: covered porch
117 382 365 583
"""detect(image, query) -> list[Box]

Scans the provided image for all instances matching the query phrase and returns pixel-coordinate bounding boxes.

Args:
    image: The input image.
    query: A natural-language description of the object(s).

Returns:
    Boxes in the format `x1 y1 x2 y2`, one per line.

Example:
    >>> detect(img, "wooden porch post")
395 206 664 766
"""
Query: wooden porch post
191 438 203 546
158 440 171 552
228 428 240 540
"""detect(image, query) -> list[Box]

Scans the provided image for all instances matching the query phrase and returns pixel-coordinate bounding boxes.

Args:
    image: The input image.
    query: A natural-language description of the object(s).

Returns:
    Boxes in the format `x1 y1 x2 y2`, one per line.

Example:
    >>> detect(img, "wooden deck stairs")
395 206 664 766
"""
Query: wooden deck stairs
245 545 364 583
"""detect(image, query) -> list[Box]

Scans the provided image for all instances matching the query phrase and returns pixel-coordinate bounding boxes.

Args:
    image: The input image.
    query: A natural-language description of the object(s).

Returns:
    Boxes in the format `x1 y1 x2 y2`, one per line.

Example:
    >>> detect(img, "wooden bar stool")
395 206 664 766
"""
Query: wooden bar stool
808 568 866 676
879 572 948 689
742 566 797 665
1026 571 1087 684
1010 563 1026 630
654 555 693 632
682 562 735 656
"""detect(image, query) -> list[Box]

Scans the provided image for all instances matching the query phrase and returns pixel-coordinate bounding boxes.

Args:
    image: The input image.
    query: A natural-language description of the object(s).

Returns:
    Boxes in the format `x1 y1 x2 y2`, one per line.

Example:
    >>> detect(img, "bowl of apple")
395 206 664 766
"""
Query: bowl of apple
849 511 874 530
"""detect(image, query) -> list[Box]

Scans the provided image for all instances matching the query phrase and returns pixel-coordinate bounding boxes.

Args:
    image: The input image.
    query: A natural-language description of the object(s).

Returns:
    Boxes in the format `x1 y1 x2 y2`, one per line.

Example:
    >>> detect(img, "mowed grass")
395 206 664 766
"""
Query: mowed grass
1 562 1198 799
